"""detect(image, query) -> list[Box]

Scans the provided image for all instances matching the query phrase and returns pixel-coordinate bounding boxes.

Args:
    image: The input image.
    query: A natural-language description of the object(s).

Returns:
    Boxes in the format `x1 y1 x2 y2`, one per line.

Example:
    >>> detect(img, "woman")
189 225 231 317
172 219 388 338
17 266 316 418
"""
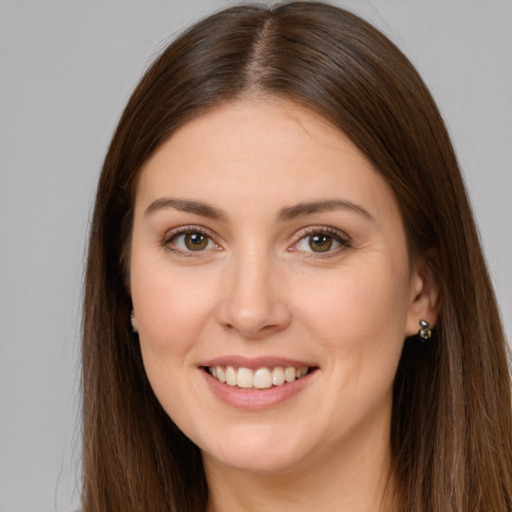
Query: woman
82 2 512 511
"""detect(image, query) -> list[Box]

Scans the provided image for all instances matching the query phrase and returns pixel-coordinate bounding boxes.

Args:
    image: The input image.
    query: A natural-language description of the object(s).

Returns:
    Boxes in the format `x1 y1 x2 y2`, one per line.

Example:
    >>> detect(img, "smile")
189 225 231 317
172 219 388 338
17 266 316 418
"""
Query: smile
206 365 310 389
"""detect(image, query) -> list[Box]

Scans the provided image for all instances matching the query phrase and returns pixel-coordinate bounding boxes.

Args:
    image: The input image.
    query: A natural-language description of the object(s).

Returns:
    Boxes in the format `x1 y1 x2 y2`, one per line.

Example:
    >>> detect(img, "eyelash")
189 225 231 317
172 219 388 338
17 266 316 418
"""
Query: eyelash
290 226 352 258
162 225 220 257
162 225 351 258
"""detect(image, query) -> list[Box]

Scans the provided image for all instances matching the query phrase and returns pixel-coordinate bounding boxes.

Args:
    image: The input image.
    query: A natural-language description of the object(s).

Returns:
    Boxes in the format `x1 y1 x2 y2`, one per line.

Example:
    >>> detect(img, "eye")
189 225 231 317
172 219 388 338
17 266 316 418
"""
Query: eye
293 229 350 254
165 229 219 253
305 233 337 252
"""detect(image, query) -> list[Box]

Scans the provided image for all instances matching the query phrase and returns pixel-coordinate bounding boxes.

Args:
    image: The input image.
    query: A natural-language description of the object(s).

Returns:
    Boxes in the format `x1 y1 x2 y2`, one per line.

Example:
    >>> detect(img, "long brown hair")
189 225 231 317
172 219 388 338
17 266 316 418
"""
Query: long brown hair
82 2 512 510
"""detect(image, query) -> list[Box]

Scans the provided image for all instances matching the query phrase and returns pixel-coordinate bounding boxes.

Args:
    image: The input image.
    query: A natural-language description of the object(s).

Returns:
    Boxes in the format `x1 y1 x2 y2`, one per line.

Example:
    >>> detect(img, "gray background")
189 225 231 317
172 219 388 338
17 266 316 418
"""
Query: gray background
1 1 510 510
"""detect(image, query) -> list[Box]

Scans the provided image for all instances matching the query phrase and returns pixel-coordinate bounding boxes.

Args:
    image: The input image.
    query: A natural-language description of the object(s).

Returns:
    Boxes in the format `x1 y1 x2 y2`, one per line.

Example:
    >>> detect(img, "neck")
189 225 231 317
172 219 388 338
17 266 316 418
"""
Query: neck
204 418 396 512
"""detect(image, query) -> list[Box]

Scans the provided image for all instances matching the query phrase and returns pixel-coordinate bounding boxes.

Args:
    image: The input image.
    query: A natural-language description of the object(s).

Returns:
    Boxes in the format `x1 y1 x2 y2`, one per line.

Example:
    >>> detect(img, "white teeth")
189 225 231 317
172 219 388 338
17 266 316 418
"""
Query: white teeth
272 367 285 386
208 365 310 388
236 367 253 388
253 368 272 389
225 366 237 386
285 367 296 383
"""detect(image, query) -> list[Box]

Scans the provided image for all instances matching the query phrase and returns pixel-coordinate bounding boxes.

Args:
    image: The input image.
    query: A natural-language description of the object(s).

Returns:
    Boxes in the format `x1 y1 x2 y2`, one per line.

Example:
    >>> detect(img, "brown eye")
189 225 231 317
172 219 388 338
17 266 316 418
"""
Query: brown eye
294 229 349 255
168 230 216 253
309 234 333 252
184 232 208 251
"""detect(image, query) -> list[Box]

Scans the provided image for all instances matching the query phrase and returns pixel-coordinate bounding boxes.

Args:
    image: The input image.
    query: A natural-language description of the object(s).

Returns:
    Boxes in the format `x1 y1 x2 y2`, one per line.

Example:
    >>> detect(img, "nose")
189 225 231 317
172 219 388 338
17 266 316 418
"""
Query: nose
215 250 292 340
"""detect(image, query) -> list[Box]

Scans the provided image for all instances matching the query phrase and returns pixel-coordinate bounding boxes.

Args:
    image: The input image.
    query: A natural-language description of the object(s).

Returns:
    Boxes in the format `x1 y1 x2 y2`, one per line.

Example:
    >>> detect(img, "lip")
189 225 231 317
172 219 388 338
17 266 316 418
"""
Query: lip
200 355 317 370
199 356 319 411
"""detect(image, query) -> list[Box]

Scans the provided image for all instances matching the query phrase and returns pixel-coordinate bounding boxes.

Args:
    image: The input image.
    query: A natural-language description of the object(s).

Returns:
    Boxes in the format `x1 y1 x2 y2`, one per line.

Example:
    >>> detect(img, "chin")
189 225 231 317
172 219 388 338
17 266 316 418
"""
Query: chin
204 446 308 475
198 424 314 475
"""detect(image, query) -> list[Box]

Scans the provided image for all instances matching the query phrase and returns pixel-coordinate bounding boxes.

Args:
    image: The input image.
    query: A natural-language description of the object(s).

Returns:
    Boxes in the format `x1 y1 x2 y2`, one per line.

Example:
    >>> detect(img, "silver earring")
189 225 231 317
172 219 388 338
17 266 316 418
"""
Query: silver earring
418 319 432 340
130 314 138 333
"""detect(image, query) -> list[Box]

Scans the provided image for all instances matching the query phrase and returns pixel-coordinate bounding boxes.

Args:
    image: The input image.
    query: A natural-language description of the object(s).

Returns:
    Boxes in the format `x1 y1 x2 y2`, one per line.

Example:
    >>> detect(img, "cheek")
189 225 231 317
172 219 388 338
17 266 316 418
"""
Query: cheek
130 260 218 355
292 263 410 433
130 265 220 421
294 261 411 358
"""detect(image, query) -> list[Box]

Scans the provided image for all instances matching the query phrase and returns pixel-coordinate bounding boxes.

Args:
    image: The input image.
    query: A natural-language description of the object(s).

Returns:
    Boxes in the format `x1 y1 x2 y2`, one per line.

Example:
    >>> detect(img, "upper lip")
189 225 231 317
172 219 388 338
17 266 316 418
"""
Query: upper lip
200 355 317 370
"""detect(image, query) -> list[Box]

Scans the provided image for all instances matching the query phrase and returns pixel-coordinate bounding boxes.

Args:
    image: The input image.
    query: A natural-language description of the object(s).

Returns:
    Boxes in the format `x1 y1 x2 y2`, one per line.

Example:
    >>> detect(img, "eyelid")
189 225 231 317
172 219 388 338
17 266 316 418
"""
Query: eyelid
160 224 351 257
162 225 222 255
289 225 352 255
162 224 208 242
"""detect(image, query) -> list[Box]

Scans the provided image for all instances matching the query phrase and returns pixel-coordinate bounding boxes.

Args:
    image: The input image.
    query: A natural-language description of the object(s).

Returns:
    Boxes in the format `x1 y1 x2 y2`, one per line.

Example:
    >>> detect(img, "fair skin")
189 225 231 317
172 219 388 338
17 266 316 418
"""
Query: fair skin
130 98 438 512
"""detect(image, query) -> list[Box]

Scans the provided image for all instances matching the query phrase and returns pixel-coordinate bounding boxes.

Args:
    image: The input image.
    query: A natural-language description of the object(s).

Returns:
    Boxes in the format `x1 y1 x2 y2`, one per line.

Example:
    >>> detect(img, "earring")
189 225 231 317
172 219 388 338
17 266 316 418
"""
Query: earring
418 319 432 340
130 314 138 333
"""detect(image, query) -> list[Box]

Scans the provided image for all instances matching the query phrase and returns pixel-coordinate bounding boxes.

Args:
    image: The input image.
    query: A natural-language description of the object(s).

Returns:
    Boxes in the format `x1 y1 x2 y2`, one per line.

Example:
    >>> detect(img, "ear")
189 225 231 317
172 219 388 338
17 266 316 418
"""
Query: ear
405 254 441 337
130 310 139 333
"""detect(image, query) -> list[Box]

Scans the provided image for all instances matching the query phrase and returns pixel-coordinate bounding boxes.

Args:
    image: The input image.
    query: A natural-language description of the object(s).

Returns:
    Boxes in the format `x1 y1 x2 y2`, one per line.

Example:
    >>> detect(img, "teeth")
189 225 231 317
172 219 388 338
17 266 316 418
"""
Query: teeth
208 365 310 388
285 367 296 383
225 366 237 386
272 367 285 386
237 367 253 388
253 368 272 389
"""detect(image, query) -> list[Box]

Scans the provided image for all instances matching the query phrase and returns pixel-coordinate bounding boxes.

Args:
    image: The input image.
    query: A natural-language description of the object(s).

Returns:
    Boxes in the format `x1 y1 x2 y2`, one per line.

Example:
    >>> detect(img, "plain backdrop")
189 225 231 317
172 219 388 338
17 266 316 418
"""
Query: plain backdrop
1 1 511 510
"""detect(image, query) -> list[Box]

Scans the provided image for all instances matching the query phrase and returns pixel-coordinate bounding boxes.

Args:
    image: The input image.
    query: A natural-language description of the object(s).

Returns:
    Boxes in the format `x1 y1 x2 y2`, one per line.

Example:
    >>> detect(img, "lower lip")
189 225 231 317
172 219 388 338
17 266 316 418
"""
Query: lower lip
201 369 316 411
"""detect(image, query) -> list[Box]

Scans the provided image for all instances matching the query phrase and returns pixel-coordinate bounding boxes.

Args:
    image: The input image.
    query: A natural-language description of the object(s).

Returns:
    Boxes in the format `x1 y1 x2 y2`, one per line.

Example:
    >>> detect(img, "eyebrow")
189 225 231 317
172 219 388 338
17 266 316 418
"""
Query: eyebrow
144 198 225 219
144 197 371 221
278 199 372 221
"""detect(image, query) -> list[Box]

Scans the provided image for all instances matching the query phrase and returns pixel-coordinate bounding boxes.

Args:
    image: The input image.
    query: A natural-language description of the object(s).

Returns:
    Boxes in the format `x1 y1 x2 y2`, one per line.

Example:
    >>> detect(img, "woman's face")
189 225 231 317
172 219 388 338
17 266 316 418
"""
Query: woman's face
130 99 434 476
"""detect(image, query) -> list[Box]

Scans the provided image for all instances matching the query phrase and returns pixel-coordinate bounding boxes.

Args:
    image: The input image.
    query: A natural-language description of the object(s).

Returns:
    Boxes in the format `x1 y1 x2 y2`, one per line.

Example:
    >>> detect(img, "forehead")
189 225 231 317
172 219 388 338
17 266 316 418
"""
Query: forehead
135 98 401 225
142 98 371 171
